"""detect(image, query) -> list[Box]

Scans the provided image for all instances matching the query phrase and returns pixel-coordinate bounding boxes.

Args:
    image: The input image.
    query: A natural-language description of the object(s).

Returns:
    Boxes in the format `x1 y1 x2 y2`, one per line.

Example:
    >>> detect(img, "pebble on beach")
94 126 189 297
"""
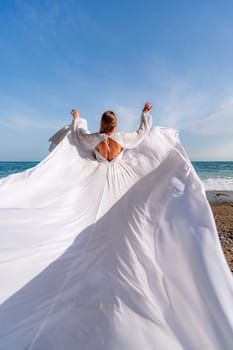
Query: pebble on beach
210 202 233 272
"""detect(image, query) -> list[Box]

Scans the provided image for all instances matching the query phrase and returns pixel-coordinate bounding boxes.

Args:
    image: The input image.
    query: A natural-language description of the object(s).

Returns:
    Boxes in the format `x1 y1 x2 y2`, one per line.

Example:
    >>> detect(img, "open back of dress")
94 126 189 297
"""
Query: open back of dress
95 137 123 161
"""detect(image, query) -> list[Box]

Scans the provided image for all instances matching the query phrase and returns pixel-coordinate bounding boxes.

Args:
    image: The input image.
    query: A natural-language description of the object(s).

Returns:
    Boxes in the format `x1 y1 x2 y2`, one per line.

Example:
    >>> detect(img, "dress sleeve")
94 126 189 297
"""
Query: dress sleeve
48 124 71 152
48 124 71 144
72 117 104 150
119 111 152 149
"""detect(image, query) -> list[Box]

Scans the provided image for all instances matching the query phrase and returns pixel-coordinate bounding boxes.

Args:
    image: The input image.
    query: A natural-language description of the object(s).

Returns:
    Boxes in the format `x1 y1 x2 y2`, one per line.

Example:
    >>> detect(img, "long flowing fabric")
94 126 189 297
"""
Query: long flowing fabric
0 125 233 350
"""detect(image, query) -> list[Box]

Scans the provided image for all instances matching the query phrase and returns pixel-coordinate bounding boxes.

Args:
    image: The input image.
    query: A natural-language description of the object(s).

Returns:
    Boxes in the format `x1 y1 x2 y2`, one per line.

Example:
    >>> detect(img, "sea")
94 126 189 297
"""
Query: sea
0 161 233 191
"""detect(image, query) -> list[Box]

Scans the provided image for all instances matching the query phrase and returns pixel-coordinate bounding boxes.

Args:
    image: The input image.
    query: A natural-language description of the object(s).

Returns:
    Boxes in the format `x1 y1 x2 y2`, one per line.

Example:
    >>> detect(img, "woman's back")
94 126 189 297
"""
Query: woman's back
96 137 123 161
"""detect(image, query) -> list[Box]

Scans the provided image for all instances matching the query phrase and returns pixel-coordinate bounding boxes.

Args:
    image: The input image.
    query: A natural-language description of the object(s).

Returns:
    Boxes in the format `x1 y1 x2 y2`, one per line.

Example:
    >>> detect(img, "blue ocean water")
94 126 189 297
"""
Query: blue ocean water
0 161 233 190
192 161 233 179
0 161 39 178
192 161 233 190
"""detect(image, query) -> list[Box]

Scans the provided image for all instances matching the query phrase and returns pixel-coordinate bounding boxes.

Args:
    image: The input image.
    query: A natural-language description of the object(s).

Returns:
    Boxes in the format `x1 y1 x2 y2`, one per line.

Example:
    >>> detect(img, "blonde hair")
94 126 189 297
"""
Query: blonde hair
100 111 117 133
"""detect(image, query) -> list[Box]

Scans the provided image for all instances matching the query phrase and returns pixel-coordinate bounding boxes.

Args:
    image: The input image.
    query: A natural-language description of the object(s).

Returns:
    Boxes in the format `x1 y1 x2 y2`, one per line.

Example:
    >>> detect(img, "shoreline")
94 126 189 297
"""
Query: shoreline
206 190 233 203
207 191 233 272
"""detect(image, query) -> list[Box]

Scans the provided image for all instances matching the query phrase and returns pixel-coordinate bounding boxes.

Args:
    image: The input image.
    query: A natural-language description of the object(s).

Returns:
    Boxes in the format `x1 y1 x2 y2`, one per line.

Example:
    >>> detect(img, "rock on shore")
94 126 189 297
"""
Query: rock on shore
210 201 233 272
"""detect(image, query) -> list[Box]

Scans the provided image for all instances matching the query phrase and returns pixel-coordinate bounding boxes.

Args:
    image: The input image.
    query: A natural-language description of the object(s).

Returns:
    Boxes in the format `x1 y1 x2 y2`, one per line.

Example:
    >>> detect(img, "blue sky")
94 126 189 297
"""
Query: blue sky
0 0 233 160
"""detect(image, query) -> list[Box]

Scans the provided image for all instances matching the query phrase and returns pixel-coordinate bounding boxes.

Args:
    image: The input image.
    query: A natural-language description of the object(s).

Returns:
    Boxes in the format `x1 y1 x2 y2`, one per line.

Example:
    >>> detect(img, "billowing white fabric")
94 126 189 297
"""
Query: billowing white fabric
0 114 233 350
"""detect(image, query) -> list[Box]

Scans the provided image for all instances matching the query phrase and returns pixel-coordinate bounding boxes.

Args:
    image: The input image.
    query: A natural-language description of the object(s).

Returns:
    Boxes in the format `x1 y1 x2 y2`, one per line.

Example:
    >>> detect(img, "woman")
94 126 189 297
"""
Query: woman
0 102 233 350
48 101 152 158
70 101 152 162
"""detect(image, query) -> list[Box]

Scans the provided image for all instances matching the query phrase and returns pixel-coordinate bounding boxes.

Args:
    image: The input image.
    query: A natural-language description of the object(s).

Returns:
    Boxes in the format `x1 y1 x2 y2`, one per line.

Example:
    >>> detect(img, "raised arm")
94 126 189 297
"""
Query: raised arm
116 102 153 149
71 109 104 150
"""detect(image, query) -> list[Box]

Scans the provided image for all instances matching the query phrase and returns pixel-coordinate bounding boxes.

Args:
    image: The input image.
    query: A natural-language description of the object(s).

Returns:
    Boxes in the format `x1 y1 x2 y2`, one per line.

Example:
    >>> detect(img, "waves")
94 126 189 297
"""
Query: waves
0 161 39 178
202 177 233 191
192 161 233 191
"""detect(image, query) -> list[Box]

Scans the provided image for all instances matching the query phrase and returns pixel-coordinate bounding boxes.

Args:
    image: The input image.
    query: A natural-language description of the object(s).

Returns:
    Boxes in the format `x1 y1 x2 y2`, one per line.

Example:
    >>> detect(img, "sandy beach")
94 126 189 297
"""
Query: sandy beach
207 191 233 272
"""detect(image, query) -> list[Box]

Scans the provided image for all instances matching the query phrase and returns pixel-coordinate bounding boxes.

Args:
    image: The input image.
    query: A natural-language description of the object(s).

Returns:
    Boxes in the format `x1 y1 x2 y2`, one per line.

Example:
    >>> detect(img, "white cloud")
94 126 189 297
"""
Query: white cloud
14 0 98 50
186 96 233 135
112 104 139 131
191 138 233 161
0 113 65 131
158 84 207 127
148 74 233 137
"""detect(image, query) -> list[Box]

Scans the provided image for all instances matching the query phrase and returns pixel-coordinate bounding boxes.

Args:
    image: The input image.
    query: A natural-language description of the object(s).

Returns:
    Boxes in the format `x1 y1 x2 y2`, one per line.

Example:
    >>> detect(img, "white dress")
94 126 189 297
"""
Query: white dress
0 112 233 350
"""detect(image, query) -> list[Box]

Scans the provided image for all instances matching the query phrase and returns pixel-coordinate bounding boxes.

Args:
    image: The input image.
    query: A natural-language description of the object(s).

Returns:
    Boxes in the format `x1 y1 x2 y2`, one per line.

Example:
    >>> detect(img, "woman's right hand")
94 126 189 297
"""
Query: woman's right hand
71 109 80 119
143 101 152 113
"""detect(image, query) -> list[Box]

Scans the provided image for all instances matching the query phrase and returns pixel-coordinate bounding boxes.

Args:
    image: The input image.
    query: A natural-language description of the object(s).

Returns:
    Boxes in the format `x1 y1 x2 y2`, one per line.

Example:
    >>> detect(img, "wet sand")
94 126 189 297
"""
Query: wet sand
207 191 233 272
